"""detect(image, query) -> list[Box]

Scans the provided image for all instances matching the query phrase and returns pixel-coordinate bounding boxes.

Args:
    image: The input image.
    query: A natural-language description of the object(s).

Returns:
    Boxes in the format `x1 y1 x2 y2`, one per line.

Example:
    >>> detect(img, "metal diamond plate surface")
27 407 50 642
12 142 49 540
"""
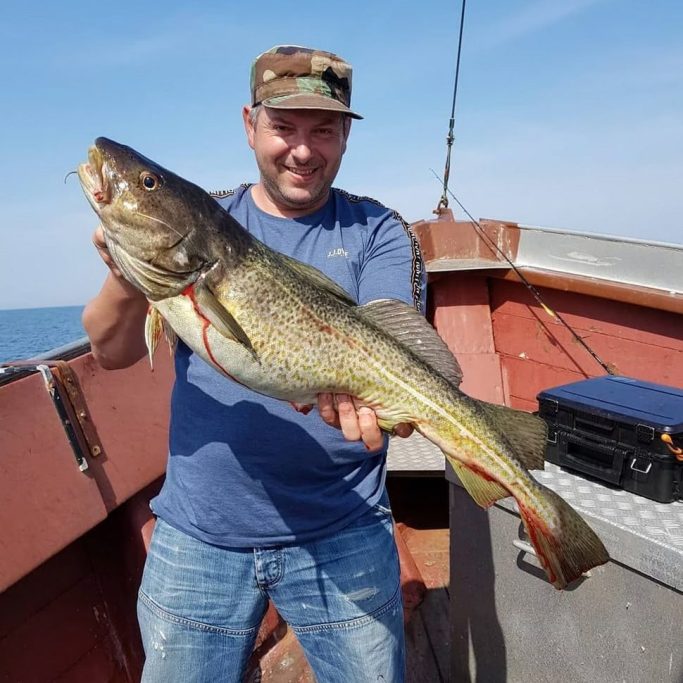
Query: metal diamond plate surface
386 432 444 472
533 463 683 591
535 464 683 552
392 434 682 590
494 463 683 591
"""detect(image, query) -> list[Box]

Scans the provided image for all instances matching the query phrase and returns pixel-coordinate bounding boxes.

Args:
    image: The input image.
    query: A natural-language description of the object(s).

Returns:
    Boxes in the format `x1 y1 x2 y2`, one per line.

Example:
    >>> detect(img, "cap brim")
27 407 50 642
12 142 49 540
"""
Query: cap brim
261 93 363 120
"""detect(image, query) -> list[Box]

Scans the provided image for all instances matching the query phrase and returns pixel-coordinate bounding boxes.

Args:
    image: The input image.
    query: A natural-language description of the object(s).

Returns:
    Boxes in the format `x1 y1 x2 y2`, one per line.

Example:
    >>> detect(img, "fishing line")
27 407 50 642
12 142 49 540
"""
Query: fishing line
429 169 615 376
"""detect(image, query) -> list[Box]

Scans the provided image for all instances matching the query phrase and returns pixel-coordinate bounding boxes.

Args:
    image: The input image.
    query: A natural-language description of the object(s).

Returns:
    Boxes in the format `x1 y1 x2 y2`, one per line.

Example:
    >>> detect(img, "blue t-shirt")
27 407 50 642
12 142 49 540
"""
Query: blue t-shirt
151 185 425 547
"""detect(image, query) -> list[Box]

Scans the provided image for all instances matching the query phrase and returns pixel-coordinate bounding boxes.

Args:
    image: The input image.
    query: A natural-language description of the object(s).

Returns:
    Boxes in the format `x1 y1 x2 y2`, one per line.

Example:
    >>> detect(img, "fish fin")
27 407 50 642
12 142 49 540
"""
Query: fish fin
163 319 178 356
358 299 463 387
145 307 178 368
144 306 164 369
518 486 609 589
475 401 547 470
277 252 357 305
191 284 254 352
447 458 511 507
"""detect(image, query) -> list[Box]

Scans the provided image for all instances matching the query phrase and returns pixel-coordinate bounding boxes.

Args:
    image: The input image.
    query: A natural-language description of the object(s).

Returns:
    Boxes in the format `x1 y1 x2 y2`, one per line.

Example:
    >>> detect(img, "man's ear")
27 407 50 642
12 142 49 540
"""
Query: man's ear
243 105 256 150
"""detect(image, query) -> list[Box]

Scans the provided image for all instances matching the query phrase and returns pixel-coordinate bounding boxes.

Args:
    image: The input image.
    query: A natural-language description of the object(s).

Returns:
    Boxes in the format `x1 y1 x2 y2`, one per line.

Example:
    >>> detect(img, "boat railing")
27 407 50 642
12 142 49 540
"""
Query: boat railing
0 336 91 386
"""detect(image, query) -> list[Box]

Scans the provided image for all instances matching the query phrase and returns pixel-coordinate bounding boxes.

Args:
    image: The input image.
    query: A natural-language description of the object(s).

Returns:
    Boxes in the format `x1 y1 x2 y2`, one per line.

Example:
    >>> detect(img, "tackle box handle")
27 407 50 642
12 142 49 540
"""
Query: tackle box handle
559 432 628 485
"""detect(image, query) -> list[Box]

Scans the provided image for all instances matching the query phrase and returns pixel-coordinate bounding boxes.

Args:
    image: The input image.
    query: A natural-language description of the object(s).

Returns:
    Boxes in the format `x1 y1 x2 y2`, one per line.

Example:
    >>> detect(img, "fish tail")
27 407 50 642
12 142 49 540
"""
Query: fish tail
517 485 609 589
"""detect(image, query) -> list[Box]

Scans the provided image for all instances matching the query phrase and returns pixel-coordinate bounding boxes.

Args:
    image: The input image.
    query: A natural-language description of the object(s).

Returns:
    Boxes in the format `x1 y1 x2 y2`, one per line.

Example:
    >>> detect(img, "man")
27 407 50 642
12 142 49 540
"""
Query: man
83 45 425 682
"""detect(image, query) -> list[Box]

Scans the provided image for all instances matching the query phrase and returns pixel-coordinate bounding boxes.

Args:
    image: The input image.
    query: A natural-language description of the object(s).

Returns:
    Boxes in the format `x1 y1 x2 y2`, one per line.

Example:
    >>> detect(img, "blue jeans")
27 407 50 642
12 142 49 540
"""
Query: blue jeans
137 500 405 682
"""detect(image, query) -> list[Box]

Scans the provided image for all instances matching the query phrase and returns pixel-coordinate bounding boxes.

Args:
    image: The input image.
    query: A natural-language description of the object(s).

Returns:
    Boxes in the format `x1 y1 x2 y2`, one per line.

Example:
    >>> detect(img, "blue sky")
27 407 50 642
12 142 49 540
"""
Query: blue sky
1 0 681 309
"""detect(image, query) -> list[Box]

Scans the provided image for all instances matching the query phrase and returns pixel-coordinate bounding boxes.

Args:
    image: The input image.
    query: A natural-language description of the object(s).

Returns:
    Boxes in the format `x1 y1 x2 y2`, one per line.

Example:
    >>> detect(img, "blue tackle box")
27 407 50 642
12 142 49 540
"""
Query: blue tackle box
537 376 683 503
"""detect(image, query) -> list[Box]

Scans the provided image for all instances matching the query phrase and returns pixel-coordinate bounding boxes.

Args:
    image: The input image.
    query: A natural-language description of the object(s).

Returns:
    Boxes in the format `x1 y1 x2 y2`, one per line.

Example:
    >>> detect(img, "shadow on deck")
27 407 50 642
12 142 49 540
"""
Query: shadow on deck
388 476 450 683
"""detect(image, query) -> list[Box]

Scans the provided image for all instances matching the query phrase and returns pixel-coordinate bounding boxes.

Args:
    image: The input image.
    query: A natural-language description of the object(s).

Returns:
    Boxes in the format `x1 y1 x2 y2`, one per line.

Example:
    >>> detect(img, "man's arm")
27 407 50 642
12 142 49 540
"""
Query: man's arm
81 226 149 370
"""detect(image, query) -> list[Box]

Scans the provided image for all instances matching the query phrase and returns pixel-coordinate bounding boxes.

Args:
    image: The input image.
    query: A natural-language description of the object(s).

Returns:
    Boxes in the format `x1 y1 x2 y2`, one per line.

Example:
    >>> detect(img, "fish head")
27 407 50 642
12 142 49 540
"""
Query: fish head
78 137 211 299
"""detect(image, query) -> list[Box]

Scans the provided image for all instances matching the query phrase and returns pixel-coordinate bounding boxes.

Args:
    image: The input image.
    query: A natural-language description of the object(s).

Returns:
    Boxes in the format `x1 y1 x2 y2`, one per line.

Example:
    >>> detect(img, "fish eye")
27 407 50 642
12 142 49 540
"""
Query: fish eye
140 171 161 191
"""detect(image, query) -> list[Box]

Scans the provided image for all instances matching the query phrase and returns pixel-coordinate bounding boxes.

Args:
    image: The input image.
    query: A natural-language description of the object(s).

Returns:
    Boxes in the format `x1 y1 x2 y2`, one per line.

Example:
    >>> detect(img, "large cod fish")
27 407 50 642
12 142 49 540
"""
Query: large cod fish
78 137 608 589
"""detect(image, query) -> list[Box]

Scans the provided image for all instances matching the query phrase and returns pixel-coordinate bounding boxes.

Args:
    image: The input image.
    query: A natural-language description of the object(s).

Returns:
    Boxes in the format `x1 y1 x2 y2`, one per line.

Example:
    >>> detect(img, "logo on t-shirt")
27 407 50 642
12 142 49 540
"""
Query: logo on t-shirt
327 247 349 258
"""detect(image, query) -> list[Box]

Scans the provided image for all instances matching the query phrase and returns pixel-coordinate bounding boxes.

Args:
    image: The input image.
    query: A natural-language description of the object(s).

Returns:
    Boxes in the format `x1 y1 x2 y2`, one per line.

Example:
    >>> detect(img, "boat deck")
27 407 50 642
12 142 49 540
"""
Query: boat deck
388 476 451 683
403 537 450 682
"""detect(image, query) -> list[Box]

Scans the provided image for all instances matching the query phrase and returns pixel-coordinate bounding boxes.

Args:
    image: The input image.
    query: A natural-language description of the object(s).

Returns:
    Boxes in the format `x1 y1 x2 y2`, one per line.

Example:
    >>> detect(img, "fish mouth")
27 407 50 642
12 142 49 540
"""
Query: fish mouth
77 145 111 205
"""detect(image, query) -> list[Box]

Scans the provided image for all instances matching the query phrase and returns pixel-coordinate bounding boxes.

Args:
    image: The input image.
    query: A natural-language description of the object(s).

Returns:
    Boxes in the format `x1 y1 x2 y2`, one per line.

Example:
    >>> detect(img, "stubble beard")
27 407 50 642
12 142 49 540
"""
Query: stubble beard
259 166 332 213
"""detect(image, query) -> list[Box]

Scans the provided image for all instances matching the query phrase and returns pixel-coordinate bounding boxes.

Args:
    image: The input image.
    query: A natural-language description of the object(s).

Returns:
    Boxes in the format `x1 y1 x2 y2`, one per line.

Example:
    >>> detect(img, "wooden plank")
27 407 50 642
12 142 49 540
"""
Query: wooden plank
492 312 683 384
53 642 119 683
490 279 682 348
431 274 496 354
399 528 450 590
0 541 90 639
501 357 586 408
457 353 504 404
0 372 108 591
508 395 539 412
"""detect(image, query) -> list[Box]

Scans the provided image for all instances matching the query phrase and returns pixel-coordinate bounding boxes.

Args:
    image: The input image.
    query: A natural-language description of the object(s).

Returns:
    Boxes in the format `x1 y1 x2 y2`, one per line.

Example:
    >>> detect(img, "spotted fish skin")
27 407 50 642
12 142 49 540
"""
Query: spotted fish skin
78 137 609 589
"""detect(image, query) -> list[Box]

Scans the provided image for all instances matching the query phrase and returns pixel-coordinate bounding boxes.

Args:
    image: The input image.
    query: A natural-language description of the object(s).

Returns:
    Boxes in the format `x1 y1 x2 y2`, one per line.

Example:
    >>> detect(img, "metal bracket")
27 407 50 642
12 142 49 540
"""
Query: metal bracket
630 457 652 475
514 528 592 579
0 360 102 473
37 365 89 471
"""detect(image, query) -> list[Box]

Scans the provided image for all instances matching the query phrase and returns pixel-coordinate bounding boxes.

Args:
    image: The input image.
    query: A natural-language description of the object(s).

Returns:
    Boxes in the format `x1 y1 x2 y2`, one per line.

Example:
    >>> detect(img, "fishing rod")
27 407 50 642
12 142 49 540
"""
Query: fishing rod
435 0 467 214
430 171 616 376
432 0 614 376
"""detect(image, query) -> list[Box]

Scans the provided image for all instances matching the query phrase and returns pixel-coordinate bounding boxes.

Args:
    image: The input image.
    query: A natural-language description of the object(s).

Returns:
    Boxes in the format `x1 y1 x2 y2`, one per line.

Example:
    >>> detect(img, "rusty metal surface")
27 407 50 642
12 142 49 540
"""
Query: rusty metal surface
53 361 103 461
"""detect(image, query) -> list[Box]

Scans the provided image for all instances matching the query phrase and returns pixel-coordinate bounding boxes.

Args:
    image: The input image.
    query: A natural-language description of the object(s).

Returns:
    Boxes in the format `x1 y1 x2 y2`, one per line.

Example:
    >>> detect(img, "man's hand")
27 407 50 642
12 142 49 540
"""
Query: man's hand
82 225 150 369
317 393 413 452
92 225 143 300
92 224 123 278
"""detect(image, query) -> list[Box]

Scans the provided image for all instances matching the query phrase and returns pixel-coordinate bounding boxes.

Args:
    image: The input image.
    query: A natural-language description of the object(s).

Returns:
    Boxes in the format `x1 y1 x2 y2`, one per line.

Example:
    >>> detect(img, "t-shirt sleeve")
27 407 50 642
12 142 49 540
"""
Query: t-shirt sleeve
358 209 427 312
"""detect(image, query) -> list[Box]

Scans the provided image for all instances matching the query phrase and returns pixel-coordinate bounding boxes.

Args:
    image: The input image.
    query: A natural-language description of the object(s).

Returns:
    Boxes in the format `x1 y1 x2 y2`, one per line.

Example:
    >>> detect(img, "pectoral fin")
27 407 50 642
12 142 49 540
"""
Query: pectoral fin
144 306 163 369
191 283 254 353
144 306 178 369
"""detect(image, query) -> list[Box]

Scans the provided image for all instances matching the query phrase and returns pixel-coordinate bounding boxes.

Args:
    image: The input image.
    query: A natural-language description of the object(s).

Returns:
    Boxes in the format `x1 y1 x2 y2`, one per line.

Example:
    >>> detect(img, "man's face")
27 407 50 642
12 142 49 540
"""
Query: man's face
243 106 350 217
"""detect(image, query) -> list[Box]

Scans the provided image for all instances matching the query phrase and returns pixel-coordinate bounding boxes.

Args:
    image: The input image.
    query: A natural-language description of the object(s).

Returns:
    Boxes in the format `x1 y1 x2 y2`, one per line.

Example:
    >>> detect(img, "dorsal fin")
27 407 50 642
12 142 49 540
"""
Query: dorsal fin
475 400 548 471
358 299 463 387
276 252 357 305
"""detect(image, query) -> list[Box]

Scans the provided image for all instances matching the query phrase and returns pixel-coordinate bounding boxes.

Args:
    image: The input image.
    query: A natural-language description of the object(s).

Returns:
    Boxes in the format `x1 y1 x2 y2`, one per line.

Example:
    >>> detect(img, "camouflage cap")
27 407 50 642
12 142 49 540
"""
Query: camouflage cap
250 45 363 120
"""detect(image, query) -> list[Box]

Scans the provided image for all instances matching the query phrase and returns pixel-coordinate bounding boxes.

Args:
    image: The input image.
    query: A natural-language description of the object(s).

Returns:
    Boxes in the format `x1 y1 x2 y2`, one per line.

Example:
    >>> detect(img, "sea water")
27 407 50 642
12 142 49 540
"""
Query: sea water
0 305 86 363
